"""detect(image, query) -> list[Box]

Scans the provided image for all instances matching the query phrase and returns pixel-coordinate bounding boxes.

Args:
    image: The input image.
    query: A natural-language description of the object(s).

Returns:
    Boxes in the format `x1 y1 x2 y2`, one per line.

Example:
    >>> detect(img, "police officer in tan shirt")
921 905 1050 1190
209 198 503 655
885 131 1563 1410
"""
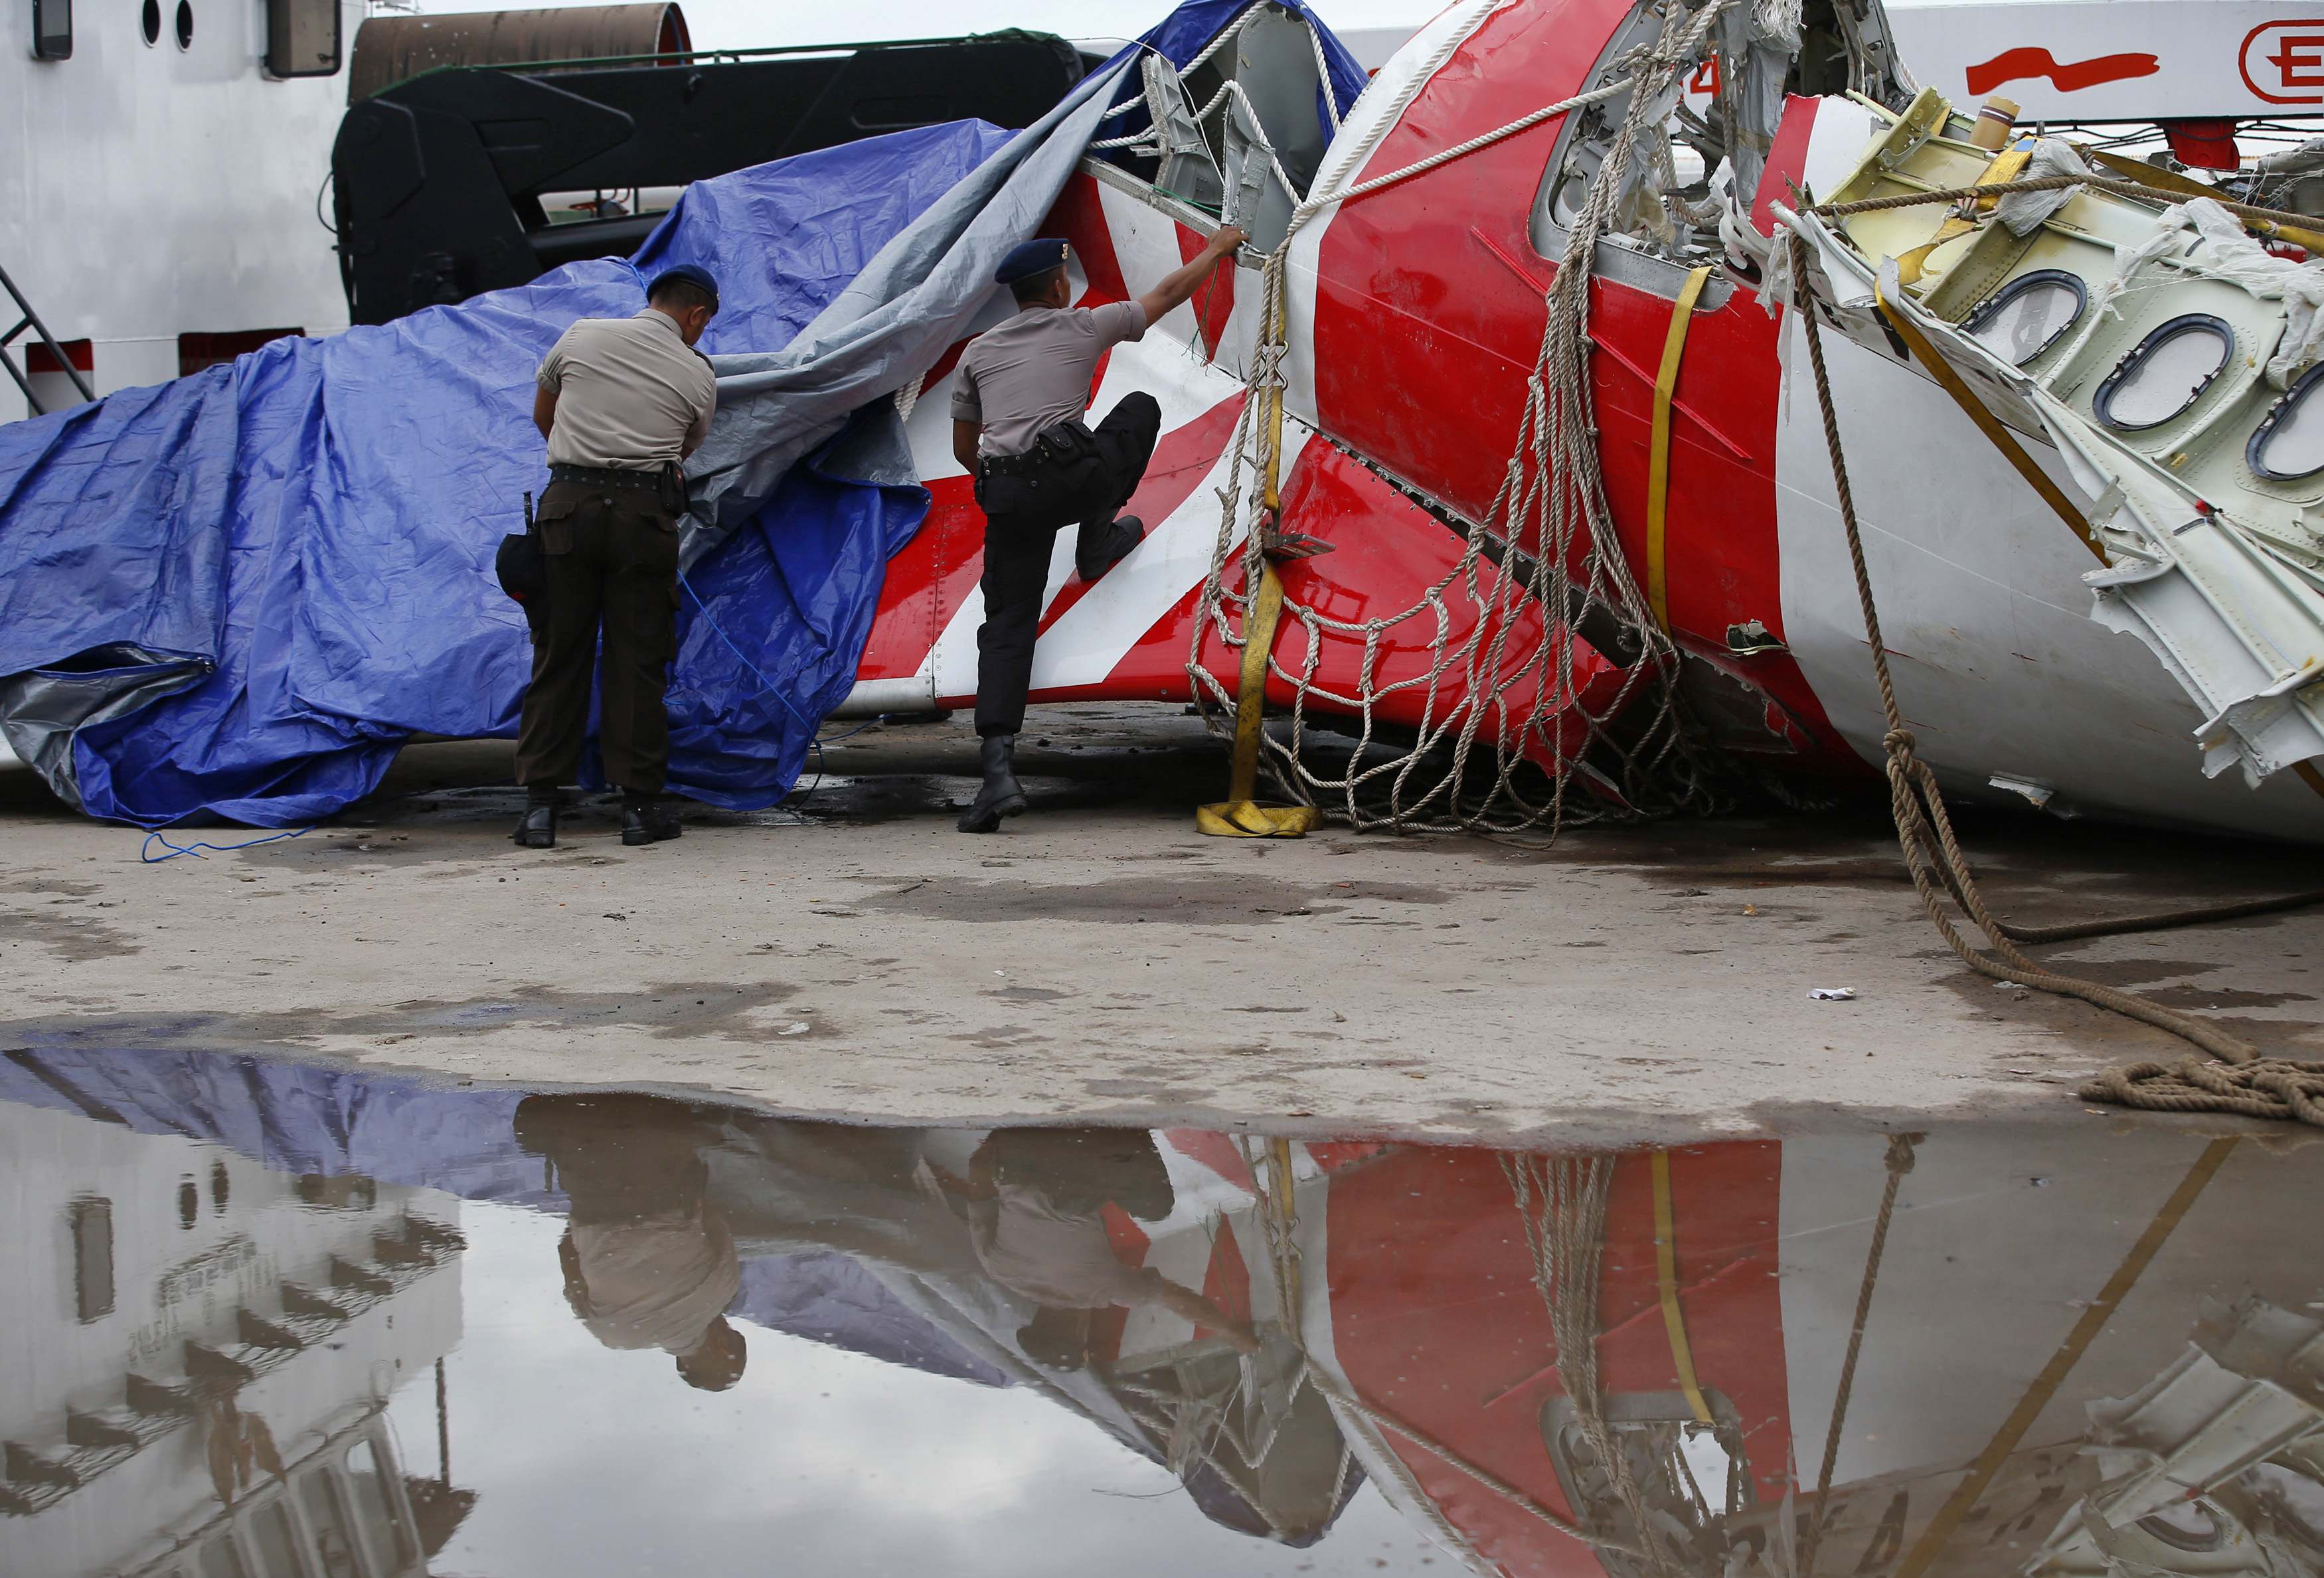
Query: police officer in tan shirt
949 228 1245 833
514 266 718 850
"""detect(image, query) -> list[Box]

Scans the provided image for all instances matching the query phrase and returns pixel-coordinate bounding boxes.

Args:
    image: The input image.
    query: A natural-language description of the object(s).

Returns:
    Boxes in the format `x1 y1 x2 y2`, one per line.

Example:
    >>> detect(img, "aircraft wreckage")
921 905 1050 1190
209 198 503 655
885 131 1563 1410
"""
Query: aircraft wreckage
3 0 2323 844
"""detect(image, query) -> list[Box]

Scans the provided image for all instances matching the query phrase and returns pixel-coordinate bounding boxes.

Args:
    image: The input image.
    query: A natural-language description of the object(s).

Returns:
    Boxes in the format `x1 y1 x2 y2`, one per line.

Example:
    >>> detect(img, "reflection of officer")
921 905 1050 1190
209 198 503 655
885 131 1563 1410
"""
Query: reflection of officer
948 228 1246 833
515 1094 749 1392
938 1127 1258 1371
514 266 720 852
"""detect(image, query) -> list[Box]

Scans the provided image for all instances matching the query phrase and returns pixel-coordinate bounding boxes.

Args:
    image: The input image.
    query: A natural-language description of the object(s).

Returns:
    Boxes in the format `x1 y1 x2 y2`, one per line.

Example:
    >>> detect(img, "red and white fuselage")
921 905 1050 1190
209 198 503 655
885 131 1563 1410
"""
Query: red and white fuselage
845 0 2324 842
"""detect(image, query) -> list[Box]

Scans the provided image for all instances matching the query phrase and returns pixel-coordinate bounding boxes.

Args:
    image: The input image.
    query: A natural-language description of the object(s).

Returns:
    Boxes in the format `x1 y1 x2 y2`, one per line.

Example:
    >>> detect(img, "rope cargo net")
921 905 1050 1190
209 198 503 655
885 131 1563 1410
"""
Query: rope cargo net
1181 0 1744 839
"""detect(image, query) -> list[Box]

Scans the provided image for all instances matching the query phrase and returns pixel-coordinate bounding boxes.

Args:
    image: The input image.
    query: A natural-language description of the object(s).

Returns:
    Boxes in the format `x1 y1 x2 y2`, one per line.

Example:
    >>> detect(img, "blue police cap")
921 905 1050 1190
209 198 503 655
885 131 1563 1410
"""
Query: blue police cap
995 238 1072 285
648 264 720 309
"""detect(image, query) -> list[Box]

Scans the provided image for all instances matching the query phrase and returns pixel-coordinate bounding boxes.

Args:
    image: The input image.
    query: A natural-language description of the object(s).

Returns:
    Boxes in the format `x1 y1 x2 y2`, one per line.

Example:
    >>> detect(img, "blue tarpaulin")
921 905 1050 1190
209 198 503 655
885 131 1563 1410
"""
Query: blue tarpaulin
0 0 1368 829
0 121 1011 827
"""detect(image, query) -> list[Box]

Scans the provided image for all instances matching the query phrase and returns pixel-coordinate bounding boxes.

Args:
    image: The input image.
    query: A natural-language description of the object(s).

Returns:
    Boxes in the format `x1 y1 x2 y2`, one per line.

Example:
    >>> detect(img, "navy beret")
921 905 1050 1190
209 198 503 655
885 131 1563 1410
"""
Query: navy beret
995 238 1072 285
648 264 720 309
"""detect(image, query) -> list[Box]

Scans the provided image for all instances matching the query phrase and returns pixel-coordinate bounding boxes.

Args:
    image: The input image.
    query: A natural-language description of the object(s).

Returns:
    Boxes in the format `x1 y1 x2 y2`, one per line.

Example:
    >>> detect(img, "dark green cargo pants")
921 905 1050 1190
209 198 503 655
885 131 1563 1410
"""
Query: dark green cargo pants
513 478 680 795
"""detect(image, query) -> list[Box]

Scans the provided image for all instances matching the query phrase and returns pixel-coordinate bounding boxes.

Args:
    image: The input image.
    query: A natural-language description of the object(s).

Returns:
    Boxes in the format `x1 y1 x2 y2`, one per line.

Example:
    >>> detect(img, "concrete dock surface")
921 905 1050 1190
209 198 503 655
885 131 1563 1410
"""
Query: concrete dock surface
4 704 2317 1144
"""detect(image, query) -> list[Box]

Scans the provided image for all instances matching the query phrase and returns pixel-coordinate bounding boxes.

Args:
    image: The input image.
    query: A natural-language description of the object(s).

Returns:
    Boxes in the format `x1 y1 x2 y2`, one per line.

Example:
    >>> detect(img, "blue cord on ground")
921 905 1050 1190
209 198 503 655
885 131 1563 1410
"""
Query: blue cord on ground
141 827 312 863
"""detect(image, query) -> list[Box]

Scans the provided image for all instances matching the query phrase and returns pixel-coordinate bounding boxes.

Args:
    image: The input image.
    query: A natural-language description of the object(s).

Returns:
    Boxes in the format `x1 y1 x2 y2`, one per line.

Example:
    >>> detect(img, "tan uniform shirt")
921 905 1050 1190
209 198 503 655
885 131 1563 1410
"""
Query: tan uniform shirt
537 309 717 471
950 300 1148 458
965 1184 1166 1309
566 1210 740 1354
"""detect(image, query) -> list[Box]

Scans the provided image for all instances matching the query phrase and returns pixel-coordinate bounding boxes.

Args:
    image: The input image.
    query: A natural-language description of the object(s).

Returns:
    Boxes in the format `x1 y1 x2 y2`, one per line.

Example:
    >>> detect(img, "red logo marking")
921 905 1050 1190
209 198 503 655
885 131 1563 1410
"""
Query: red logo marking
2243 21 2324 105
1965 46 2161 97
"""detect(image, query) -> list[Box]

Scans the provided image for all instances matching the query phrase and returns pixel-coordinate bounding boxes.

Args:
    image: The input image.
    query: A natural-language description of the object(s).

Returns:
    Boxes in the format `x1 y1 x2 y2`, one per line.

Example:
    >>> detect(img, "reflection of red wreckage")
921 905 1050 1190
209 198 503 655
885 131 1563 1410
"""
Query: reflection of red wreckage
913 1127 2324 1575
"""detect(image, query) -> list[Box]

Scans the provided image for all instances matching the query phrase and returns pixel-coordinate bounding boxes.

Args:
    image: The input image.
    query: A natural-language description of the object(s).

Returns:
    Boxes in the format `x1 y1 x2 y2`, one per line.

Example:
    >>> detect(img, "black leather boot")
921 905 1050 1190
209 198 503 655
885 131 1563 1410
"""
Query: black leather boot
957 734 1028 833
513 795 558 848
621 792 684 846
1076 514 1145 583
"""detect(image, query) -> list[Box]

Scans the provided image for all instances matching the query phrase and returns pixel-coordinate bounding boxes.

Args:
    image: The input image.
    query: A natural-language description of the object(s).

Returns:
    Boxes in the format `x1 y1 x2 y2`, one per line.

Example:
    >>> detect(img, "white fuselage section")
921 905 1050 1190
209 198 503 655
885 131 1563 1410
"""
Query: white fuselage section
1 0 361 421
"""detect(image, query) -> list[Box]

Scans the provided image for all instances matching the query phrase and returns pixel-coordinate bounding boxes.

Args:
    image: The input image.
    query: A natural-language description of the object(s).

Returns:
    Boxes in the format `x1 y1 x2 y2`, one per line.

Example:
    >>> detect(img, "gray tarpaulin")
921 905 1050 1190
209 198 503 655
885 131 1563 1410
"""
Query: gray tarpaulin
680 58 1135 564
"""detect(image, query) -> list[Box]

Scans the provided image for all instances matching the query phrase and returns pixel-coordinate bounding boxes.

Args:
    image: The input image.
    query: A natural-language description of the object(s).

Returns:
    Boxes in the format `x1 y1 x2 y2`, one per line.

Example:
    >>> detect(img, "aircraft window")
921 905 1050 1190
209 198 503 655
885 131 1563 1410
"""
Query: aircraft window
1526 0 1726 268
2134 1501 2224 1551
32 0 70 59
175 0 193 50
2094 315 2233 431
248 1500 307 1578
264 0 344 78
347 1439 417 1567
1961 270 2085 366
299 1469 361 1578
70 1198 114 1321
2249 364 2324 481
142 0 159 45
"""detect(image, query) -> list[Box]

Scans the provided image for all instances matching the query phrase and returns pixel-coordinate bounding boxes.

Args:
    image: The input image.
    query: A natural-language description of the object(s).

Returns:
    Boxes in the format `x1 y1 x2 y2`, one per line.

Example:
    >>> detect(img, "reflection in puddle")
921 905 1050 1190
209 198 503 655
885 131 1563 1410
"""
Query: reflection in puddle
3 1048 2320 1576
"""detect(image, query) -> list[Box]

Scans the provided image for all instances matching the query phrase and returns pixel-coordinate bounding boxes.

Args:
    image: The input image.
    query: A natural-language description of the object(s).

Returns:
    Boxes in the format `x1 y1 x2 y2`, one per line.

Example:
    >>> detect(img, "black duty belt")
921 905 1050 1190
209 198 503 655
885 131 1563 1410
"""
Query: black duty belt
548 463 666 491
979 419 1096 480
979 450 1048 479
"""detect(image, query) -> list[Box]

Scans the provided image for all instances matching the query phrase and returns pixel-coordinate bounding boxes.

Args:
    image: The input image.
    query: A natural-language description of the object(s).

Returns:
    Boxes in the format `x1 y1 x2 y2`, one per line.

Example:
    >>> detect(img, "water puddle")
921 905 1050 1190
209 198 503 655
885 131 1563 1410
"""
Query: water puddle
3 1046 2318 1576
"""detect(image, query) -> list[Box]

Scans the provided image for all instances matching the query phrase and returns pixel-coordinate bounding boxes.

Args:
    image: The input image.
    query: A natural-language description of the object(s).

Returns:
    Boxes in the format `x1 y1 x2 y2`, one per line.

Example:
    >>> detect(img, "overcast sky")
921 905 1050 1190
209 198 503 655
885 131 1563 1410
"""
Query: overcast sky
388 1200 1452 1577
394 0 2011 56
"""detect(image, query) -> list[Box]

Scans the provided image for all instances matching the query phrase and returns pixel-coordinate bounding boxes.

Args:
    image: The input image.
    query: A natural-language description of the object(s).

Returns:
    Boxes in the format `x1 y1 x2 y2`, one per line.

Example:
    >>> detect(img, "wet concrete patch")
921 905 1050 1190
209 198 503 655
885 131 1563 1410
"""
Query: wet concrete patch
860 874 1451 925
0 900 141 963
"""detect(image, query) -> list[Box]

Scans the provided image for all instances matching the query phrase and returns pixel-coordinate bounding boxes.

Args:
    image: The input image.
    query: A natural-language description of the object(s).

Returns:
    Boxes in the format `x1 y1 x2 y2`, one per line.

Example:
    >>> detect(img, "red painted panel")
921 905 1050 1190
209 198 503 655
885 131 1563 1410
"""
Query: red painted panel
1307 15 1859 771
1323 1142 1791 1577
25 337 92 374
1161 1128 1259 1191
1311 0 1632 522
1195 1222 1255 1339
856 479 975 681
1212 443 1625 773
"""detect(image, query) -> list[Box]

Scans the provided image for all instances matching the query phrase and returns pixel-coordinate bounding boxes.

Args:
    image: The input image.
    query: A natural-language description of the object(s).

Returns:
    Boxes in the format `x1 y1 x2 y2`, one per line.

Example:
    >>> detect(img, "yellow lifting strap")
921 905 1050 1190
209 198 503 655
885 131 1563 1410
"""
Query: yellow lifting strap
1872 281 2107 564
1198 357 1321 838
1650 1151 1716 1427
1646 264 1714 633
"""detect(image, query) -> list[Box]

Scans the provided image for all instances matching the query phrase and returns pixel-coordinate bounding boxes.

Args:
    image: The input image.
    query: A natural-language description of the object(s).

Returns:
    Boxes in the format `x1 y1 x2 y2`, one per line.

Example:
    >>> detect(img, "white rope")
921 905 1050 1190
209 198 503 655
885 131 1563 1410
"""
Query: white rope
1306 15 1346 133
1100 1 1266 121
1290 71 1639 228
1098 5 1350 159
1502 1153 1678 1569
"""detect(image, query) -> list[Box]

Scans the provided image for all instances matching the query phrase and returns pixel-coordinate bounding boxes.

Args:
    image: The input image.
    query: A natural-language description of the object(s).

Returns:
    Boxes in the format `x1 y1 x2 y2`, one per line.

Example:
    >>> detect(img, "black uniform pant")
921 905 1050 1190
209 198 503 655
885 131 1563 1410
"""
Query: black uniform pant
972 392 1161 738
513 479 680 795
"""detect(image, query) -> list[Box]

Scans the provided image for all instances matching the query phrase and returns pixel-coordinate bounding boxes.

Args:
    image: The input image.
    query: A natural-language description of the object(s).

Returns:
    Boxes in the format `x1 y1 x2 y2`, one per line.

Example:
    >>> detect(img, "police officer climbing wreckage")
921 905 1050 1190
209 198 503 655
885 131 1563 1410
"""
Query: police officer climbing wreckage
950 226 1248 834
508 266 719 852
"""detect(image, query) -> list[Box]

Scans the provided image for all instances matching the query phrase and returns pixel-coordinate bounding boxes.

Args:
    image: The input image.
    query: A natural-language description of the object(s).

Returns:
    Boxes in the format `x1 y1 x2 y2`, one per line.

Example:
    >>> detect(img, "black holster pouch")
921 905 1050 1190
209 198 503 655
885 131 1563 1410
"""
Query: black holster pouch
657 461 689 516
1035 418 1100 472
496 490 546 630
